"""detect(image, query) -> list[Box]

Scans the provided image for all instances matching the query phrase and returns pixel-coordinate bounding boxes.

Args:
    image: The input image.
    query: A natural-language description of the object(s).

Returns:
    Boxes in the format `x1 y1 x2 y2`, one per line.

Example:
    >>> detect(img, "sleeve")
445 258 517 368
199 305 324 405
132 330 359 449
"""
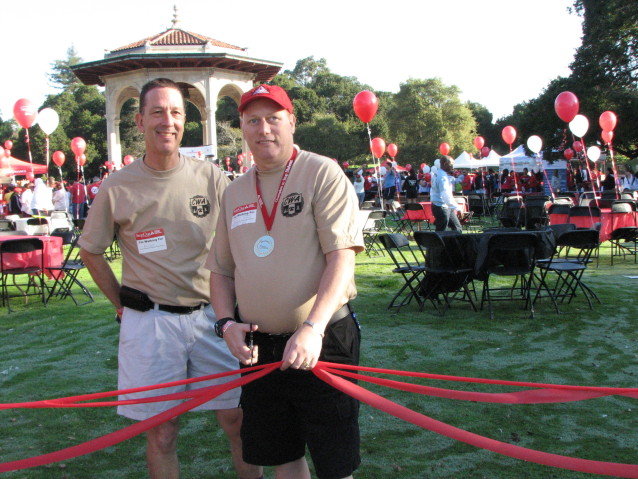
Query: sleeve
440 176 459 210
313 166 364 254
77 183 117 255
205 192 236 278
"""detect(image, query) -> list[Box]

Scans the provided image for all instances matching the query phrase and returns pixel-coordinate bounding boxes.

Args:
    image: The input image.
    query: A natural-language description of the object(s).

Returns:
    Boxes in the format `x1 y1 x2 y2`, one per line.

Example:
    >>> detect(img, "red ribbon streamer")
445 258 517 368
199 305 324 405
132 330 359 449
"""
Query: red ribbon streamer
314 366 638 478
1 361 638 476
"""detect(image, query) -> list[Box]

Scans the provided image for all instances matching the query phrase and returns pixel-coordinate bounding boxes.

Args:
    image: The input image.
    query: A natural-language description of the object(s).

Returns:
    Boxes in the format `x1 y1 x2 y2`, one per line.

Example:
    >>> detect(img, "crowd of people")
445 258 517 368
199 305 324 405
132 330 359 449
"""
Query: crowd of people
0 176 103 219
344 158 638 210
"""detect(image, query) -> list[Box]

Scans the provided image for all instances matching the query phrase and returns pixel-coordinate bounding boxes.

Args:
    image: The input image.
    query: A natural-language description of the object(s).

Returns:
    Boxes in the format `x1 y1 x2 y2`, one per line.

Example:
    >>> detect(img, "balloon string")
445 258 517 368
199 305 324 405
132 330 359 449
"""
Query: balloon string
45 136 50 169
25 129 34 176
578 136 600 211
608 142 620 199
366 124 383 208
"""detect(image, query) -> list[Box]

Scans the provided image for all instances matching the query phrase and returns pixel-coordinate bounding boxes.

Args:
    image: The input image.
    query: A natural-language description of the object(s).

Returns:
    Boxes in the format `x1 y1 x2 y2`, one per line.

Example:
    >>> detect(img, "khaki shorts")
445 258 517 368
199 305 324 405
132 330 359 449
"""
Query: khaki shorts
117 304 241 420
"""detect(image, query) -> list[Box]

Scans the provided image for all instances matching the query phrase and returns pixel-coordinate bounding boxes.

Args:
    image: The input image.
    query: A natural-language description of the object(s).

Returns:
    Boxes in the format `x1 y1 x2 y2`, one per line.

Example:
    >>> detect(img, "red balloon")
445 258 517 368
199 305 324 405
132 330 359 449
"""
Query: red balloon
237 158 243 167
564 148 574 160
481 146 490 158
423 173 431 182
420 163 426 171
601 130 614 144
4 140 13 150
123 154 134 165
572 140 583 152
473 136 485 150
237 153 245 162
370 137 386 158
439 142 450 156
406 164 412 171
52 150 65 167
353 90 379 123
78 154 87 166
13 98 37 129
599 111 617 132
501 126 517 146
387 143 398 158
342 161 349 169
71 137 86 156
554 91 580 123
225 157 231 165
26 172 35 181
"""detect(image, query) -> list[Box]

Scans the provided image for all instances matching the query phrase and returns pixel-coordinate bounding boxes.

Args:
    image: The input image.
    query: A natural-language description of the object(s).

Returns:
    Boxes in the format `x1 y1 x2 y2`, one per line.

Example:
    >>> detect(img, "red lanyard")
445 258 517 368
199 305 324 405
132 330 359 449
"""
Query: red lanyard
255 149 297 233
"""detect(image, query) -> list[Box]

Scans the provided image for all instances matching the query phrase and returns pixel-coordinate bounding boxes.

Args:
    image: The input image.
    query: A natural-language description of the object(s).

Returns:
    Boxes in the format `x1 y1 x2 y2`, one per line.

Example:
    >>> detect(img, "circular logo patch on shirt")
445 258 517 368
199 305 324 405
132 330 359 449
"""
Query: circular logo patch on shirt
281 192 304 218
190 195 211 218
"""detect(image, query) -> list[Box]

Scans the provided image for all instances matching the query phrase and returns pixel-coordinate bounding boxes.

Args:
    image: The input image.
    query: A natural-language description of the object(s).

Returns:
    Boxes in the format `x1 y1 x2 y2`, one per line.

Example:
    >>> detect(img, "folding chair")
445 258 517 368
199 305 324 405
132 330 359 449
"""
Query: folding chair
403 203 431 235
499 196 525 228
46 234 94 306
378 233 426 311
0 238 49 313
533 229 601 311
413 231 477 315
524 197 550 230
479 232 538 319
609 201 638 265
362 210 387 257
25 217 50 236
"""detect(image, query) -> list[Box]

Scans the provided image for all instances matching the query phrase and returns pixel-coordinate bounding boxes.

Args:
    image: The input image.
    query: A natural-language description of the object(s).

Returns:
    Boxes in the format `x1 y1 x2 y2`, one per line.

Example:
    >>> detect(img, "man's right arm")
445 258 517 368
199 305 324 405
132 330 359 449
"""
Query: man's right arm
79 249 122 309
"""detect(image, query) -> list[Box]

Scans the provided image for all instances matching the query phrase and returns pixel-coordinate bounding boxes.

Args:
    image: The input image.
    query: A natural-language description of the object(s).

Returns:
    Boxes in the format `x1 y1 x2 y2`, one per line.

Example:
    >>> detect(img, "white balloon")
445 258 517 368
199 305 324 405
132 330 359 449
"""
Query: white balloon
587 145 601 162
569 114 589 138
422 165 430 173
434 159 441 168
431 165 439 174
379 166 387 176
526 135 543 154
37 108 60 135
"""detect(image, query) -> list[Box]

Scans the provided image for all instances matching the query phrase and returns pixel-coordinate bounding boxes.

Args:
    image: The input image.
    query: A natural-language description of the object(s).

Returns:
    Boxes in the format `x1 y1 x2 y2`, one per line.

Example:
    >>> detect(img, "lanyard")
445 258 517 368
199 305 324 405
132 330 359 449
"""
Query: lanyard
255 149 297 233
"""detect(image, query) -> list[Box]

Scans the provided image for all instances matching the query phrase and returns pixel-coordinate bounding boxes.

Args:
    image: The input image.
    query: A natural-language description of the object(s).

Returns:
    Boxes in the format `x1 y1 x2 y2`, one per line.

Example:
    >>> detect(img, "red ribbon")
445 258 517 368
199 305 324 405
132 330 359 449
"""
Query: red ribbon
2 361 638 477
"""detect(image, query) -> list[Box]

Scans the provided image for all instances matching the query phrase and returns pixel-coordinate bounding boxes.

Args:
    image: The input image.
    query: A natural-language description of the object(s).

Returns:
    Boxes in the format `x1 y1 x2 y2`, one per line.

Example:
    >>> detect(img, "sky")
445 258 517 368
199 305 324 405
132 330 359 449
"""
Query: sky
1 0 583 122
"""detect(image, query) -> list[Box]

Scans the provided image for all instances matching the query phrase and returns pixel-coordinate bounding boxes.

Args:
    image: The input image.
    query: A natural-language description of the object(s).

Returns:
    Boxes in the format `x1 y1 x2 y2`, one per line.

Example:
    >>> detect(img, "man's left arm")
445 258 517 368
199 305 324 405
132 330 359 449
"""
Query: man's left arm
281 247 356 371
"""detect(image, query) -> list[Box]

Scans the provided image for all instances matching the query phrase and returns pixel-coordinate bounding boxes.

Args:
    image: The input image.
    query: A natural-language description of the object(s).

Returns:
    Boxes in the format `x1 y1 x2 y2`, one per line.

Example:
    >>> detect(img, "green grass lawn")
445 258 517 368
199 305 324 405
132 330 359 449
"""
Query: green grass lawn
0 234 636 478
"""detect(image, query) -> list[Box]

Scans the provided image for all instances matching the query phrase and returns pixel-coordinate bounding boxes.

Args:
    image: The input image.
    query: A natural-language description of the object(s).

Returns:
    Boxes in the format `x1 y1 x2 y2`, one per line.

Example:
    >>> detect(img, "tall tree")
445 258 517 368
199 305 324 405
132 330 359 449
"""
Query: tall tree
387 79 477 163
48 46 83 91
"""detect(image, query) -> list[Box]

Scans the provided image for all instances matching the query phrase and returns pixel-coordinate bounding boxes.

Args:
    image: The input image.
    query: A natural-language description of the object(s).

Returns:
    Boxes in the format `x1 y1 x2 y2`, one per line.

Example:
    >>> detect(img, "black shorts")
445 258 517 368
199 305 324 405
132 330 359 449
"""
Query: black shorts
239 311 361 479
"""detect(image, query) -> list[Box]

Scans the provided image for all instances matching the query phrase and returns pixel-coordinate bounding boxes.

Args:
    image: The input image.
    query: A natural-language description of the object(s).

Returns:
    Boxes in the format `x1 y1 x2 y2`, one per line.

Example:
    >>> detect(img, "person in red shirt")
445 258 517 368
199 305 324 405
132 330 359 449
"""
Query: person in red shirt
69 179 87 219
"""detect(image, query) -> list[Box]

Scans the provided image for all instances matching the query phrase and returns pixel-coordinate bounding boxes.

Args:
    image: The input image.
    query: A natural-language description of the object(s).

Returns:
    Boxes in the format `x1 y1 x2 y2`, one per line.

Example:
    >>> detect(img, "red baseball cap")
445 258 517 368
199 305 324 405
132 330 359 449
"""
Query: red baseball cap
238 84 294 114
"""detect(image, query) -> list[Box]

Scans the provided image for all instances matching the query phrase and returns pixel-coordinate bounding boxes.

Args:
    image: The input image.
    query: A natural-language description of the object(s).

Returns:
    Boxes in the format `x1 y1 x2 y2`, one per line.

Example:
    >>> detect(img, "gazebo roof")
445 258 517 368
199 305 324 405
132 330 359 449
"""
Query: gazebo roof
71 13 282 86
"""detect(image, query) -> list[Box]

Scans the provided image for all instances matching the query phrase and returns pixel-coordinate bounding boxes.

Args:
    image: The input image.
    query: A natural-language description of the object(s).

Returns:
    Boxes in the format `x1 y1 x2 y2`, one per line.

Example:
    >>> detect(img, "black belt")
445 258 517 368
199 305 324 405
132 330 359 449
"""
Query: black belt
119 285 207 315
244 303 352 338
153 303 208 315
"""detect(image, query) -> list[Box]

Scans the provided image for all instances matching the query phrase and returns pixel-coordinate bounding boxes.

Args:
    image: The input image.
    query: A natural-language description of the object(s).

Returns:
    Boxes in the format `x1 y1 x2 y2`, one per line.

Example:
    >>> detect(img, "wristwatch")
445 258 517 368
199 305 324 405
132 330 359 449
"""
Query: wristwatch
214 317 236 338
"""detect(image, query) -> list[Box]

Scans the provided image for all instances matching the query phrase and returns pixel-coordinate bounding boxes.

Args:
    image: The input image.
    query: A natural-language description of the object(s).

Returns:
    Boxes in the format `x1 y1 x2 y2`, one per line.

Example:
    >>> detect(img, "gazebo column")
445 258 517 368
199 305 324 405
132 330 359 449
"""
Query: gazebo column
105 110 122 168
205 104 217 160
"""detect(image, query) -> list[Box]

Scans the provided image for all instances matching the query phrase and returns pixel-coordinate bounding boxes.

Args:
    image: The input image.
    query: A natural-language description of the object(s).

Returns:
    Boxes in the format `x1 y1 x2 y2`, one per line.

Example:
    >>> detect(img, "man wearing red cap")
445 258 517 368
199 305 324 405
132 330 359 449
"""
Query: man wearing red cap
207 84 364 479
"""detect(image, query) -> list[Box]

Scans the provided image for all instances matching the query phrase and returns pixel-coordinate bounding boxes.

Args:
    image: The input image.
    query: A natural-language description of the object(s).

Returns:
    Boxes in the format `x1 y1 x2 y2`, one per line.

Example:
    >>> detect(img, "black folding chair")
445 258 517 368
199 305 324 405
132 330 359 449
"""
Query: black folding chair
524 197 550 230
609 201 638 265
499 196 525 228
403 203 431 235
0 238 49 313
533 229 601 311
46 234 94 306
362 210 387 257
378 233 426 311
479 232 538 319
413 231 477 315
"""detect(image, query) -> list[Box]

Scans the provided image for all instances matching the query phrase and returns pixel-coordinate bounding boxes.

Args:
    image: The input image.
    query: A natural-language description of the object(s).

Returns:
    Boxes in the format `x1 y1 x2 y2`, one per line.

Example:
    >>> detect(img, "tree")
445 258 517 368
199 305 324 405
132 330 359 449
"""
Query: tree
387 79 477 164
466 101 500 154
48 46 83 91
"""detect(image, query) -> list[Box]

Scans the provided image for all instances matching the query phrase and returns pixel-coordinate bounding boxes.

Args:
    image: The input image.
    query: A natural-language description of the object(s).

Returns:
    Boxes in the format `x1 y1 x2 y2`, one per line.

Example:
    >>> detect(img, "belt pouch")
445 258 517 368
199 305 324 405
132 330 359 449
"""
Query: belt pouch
119 285 154 312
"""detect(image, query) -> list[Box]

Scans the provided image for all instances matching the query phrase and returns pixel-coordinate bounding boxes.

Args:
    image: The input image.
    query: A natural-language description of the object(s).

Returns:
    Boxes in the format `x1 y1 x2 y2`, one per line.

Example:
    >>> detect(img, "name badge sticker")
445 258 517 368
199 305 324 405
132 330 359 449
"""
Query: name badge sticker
231 203 257 229
135 228 167 254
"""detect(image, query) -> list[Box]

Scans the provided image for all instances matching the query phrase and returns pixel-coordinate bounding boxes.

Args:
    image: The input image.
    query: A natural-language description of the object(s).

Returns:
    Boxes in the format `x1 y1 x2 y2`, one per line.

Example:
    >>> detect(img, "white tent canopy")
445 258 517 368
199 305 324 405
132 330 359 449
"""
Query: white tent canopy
499 145 544 173
454 150 501 169
454 151 480 169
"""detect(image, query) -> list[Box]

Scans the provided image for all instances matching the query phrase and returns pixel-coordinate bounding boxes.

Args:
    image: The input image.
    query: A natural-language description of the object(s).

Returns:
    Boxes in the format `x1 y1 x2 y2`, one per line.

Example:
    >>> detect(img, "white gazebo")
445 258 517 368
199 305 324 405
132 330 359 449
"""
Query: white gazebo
72 9 283 167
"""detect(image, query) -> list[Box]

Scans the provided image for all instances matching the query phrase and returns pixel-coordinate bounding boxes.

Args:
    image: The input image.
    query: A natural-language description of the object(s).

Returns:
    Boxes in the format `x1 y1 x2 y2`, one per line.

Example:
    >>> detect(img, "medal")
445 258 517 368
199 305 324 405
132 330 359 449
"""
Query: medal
254 148 298 258
254 235 275 257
